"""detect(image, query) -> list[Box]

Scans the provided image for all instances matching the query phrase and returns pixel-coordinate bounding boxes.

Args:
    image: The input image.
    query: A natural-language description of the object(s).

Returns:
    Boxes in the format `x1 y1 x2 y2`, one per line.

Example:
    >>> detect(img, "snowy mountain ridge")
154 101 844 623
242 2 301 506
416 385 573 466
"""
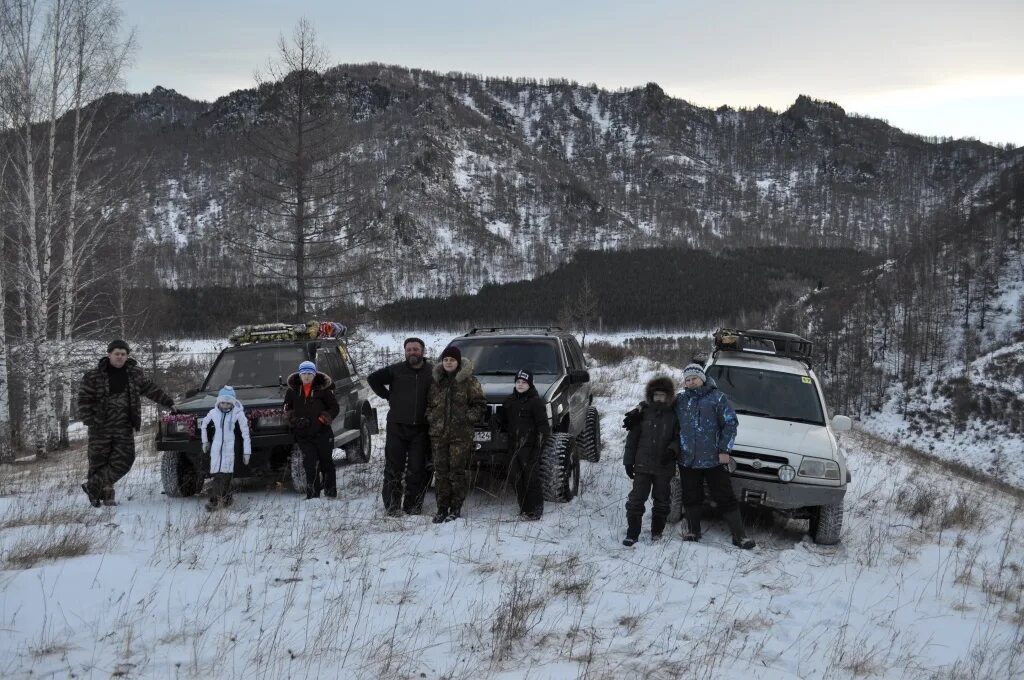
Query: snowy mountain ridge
94 63 1017 304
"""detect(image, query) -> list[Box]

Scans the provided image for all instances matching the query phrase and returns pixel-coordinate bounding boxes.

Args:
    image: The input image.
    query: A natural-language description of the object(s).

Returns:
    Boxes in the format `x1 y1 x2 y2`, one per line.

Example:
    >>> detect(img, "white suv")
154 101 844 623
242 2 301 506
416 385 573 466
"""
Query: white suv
698 330 851 545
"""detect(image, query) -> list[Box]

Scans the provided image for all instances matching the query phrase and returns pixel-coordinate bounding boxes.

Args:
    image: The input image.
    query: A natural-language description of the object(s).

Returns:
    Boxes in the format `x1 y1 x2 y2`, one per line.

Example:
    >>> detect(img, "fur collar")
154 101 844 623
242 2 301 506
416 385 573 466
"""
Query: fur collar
432 357 475 383
286 371 333 390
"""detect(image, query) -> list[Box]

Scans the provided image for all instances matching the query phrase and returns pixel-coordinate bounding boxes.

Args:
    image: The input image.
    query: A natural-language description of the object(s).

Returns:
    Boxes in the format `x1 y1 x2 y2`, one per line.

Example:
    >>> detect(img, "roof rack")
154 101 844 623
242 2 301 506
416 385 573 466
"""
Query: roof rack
713 328 813 366
229 321 347 346
465 326 564 336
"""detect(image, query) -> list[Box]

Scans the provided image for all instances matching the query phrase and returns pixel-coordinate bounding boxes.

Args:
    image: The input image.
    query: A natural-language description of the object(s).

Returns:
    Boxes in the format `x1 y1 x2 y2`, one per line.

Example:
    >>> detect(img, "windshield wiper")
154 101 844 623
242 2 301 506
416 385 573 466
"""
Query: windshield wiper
768 415 825 426
735 408 772 417
475 370 520 376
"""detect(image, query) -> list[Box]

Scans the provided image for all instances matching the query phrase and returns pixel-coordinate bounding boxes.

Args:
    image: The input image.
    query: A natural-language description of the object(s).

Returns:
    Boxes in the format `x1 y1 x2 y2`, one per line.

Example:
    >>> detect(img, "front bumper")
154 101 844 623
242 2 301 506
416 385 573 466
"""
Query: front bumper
730 475 846 510
156 431 294 453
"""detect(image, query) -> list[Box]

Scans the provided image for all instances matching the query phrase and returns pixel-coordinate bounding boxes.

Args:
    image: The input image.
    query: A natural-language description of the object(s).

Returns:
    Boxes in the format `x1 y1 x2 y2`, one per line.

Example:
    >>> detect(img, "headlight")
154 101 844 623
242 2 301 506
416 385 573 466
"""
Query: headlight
798 457 841 480
257 414 288 429
778 465 796 482
545 403 553 420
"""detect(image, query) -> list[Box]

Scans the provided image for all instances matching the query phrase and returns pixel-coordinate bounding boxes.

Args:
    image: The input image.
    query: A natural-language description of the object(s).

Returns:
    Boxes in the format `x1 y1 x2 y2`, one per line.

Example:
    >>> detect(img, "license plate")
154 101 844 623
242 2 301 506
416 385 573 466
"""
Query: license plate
473 431 491 442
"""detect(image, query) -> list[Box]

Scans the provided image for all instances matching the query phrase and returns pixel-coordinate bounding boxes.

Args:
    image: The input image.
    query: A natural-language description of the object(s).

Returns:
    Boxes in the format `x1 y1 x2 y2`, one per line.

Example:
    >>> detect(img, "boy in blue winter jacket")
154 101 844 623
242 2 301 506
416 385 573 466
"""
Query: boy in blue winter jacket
200 386 252 511
675 364 754 549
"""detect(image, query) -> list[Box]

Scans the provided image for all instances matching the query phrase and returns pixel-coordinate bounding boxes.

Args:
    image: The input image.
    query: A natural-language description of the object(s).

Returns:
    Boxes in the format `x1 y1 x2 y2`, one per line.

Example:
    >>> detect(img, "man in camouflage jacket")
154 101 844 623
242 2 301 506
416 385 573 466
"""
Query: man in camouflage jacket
426 346 486 521
77 340 175 506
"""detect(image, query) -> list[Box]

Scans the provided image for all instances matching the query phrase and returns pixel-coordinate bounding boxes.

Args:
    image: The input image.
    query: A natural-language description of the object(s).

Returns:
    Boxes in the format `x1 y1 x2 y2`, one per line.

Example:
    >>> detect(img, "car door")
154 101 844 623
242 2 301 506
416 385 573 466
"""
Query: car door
316 346 355 437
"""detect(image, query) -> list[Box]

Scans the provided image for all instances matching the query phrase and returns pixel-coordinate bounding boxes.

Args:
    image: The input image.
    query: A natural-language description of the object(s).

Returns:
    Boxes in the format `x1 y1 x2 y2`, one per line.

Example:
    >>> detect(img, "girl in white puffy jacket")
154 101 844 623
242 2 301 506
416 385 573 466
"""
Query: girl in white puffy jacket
200 385 251 510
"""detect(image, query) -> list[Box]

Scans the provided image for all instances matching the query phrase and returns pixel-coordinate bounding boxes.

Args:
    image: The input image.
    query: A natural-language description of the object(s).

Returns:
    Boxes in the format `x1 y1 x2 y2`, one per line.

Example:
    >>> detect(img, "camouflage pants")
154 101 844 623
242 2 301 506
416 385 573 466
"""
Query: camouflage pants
433 439 474 512
86 426 136 500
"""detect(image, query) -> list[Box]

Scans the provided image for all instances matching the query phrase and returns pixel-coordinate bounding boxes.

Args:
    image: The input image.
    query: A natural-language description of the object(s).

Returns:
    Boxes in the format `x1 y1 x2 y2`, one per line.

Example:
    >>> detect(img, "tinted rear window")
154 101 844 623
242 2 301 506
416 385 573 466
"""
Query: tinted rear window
449 338 562 376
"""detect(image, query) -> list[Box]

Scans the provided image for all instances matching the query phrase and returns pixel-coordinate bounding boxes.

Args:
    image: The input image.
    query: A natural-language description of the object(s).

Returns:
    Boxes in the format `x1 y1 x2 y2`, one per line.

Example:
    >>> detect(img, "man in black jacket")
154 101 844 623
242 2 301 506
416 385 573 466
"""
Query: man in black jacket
367 338 433 515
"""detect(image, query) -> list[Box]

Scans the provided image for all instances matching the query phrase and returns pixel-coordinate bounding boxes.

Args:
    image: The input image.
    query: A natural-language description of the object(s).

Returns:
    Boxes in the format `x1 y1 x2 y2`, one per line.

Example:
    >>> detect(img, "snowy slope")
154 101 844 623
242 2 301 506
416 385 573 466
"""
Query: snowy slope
1 356 1022 678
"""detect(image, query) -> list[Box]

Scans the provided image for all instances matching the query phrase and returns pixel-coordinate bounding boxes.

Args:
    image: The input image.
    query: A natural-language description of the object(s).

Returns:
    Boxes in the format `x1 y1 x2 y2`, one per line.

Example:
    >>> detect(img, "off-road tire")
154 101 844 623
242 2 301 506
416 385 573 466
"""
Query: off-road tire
161 451 204 497
343 417 373 464
540 433 580 502
809 502 843 545
667 472 684 523
289 444 308 494
578 407 602 462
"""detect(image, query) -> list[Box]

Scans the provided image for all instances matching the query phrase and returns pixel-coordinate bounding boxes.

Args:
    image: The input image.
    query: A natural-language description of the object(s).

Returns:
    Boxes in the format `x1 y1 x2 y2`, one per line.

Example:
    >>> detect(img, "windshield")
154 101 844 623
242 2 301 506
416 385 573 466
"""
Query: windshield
449 338 562 376
203 346 307 390
705 365 825 426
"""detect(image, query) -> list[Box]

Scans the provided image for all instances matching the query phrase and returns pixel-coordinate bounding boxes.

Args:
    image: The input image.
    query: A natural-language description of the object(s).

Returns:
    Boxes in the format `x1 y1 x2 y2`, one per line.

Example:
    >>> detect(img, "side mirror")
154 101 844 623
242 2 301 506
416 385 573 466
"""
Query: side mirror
831 415 853 432
569 369 590 384
185 388 199 398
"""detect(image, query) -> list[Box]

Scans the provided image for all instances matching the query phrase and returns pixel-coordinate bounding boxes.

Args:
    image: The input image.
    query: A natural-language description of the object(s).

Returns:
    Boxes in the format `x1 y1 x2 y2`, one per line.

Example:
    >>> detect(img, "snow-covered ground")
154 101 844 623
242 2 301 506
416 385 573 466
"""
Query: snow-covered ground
2 354 1022 678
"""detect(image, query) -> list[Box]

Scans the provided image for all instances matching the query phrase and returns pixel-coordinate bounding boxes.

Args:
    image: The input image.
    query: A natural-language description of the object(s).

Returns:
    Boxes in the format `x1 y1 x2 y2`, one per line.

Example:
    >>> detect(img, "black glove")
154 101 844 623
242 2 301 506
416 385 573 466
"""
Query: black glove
624 464 635 479
622 408 641 430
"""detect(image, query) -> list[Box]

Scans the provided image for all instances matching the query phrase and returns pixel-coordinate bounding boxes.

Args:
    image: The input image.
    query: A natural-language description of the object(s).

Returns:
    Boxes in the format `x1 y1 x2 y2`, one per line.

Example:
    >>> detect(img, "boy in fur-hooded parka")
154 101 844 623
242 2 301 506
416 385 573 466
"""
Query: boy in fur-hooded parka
200 386 252 509
621 376 679 546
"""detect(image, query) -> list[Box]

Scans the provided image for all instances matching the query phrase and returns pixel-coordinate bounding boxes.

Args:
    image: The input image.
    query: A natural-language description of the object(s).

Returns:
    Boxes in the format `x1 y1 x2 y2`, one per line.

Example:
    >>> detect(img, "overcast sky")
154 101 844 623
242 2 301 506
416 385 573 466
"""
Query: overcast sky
122 0 1023 146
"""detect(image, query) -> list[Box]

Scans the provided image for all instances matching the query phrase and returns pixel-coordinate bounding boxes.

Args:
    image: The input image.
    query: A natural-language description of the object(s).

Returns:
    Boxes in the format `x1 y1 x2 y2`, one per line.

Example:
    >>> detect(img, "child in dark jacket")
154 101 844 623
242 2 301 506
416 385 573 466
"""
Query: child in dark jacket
621 376 679 546
284 361 341 499
497 369 551 520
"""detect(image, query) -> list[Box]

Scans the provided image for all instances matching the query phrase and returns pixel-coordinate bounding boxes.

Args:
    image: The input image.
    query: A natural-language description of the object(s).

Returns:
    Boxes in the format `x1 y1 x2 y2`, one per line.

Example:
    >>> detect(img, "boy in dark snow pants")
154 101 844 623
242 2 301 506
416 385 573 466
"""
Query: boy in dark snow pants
621 376 679 546
675 363 754 549
497 369 551 520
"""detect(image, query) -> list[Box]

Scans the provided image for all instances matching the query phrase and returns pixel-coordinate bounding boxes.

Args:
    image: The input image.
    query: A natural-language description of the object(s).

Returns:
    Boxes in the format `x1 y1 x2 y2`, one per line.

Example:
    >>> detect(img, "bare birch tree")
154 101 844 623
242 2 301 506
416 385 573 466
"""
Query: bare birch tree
0 0 132 454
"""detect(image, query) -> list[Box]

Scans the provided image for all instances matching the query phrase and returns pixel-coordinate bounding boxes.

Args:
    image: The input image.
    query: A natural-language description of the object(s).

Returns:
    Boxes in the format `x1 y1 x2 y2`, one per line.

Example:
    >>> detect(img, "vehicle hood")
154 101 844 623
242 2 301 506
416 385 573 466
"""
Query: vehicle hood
734 415 836 459
476 375 558 403
174 386 288 415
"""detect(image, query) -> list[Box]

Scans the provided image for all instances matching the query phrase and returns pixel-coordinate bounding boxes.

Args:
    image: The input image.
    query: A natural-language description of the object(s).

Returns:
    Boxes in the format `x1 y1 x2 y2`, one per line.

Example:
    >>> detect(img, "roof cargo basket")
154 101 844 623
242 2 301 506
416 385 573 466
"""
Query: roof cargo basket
466 326 563 336
229 321 347 346
713 329 813 365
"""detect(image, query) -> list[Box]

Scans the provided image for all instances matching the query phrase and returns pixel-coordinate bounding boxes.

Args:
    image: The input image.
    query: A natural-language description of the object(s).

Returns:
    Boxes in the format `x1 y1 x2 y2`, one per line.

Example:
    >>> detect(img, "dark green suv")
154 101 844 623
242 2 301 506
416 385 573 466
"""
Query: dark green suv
157 335 377 497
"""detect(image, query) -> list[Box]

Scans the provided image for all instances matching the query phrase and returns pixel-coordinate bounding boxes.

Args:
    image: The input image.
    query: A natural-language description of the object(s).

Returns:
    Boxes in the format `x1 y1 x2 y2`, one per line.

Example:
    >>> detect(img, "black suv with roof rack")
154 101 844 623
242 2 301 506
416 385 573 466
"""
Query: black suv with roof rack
157 323 378 498
445 327 602 502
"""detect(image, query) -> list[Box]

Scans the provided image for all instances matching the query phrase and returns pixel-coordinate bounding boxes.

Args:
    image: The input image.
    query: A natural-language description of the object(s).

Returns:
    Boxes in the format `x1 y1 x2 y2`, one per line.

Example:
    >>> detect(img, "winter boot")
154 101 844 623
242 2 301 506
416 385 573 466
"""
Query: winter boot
324 488 338 499
222 494 234 508
102 487 118 507
651 515 667 541
432 507 449 523
724 509 755 549
682 506 702 542
82 483 101 508
623 515 641 546
206 496 220 512
444 505 462 522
